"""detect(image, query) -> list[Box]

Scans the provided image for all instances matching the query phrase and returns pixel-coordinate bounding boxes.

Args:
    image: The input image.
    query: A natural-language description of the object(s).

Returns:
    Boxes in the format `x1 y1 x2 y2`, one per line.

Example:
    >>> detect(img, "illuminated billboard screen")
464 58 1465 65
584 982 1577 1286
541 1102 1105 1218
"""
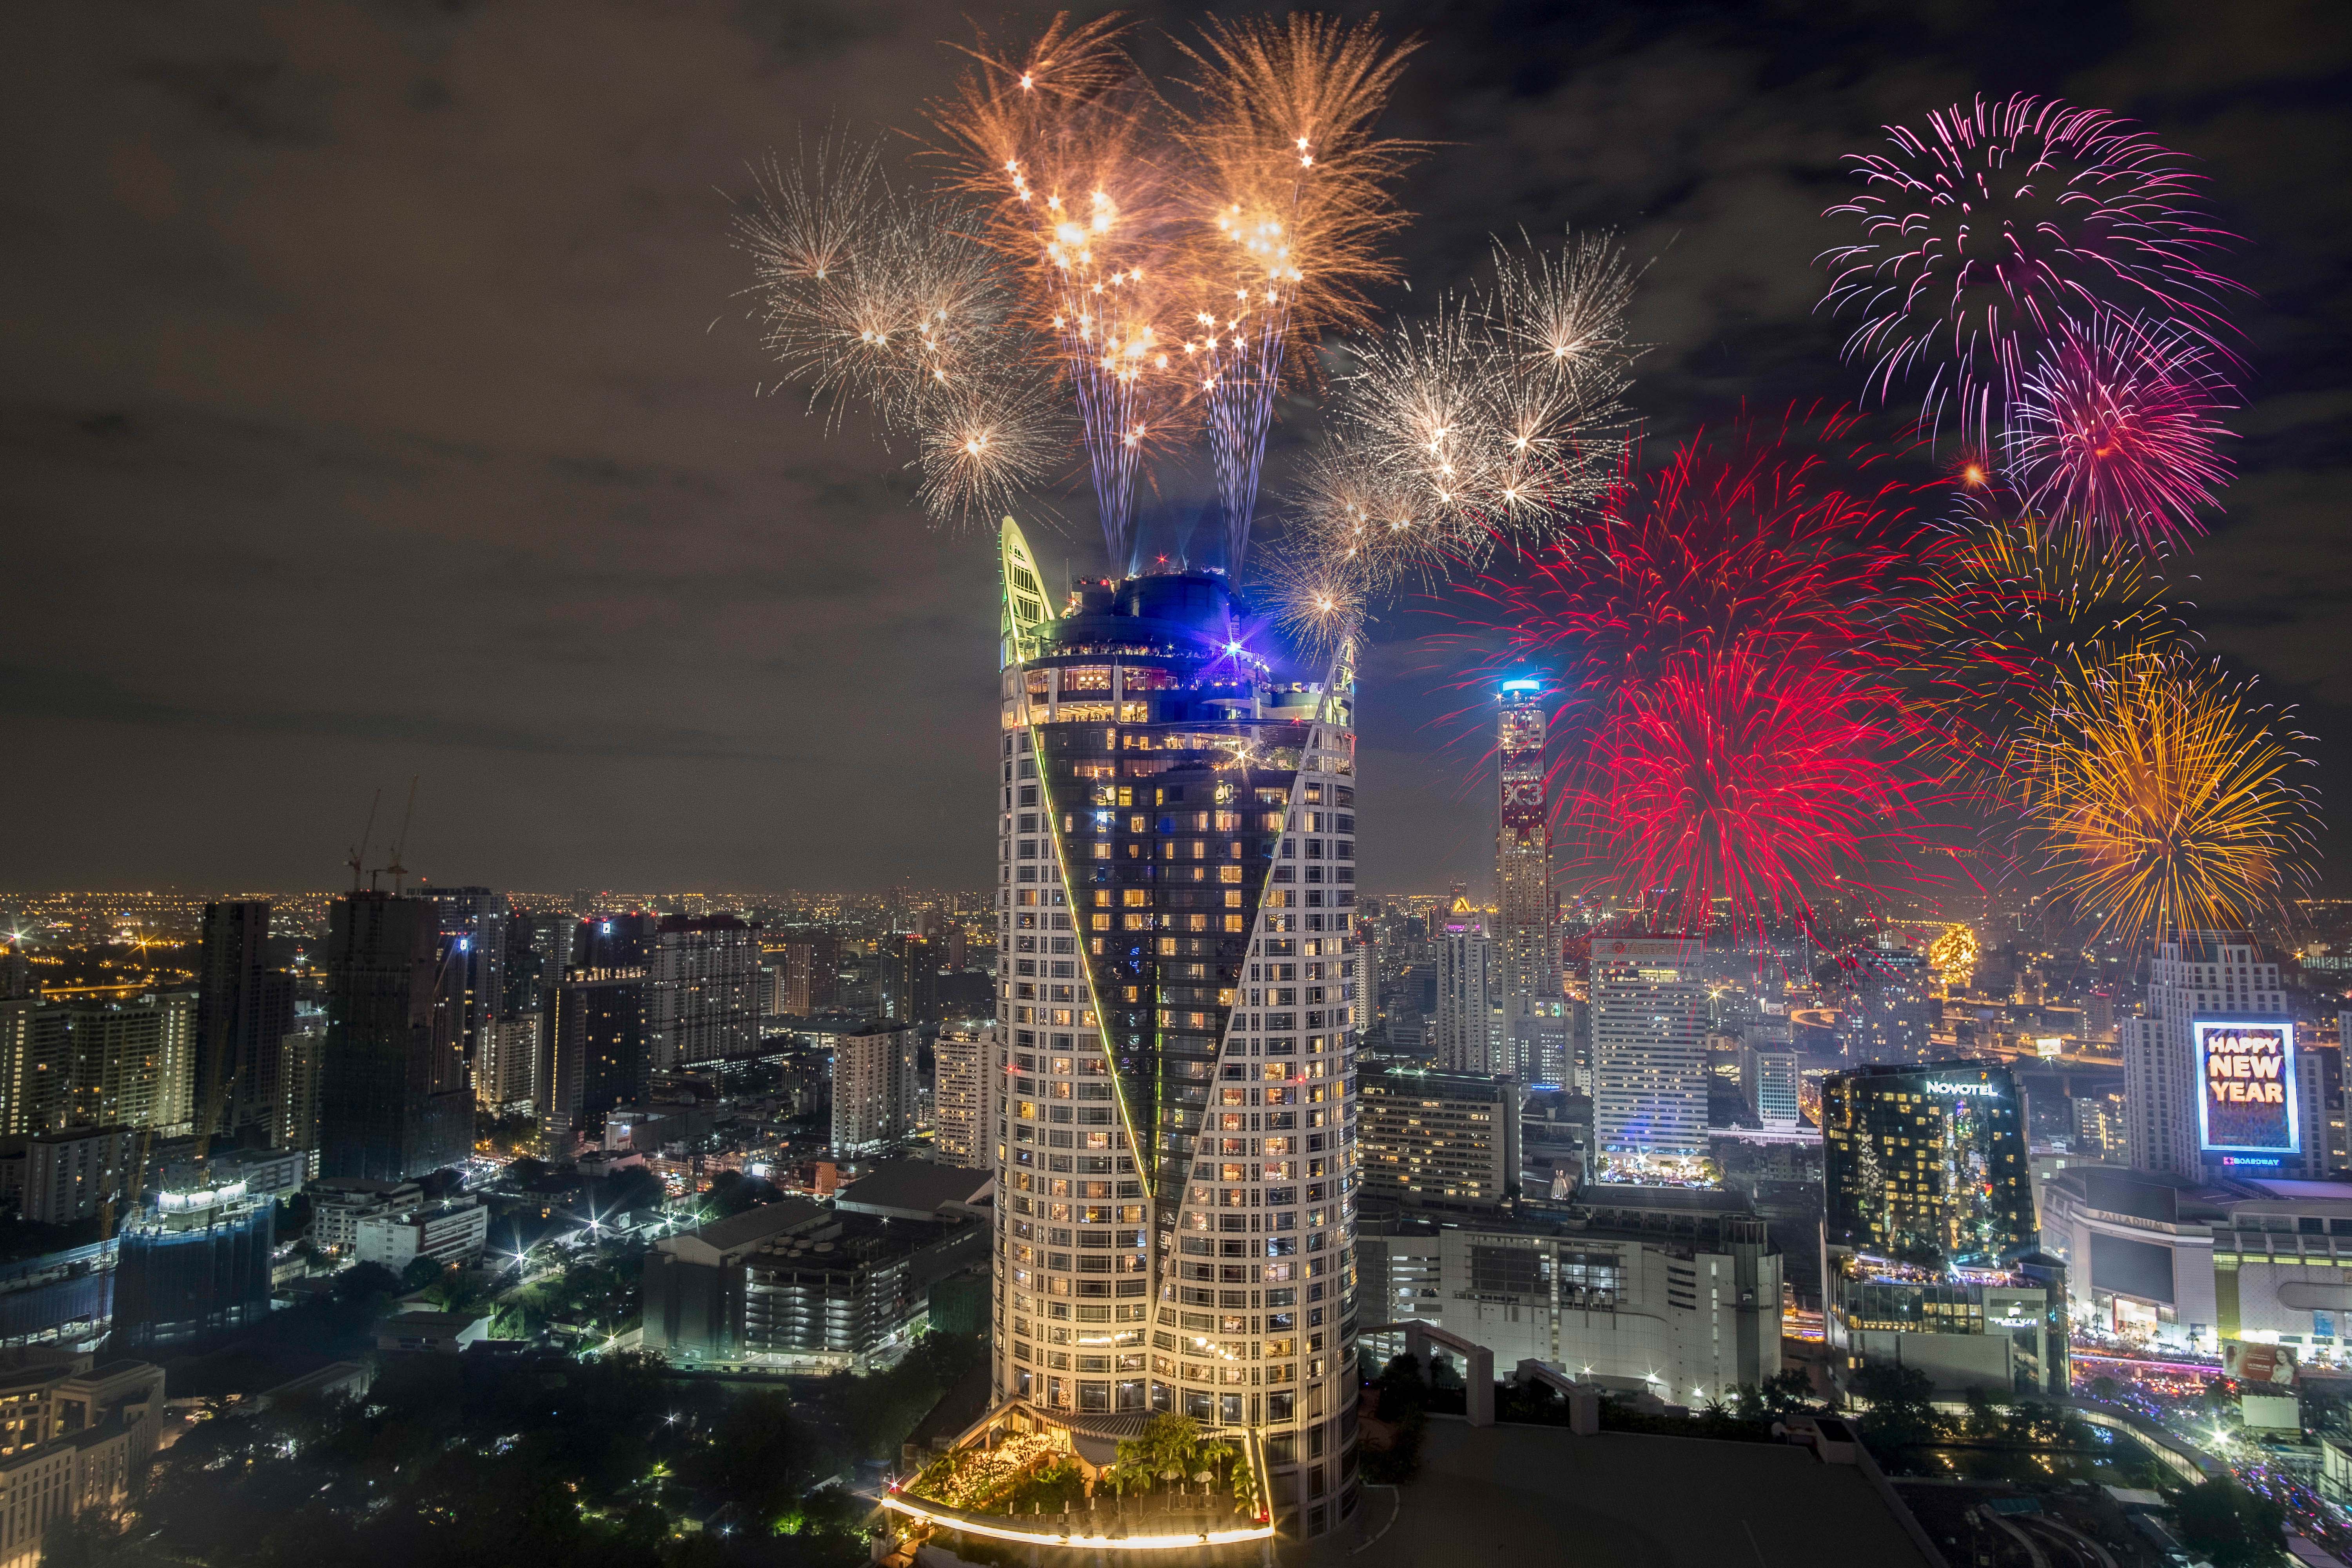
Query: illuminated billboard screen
2196 1018 2298 1156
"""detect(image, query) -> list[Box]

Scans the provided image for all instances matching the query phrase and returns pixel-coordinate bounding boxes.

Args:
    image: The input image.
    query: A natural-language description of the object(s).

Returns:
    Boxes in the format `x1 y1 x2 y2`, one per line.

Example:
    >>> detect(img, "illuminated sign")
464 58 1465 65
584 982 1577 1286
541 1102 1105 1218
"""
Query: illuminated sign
2195 1018 2298 1156
1924 1080 2000 1099
1499 679 1542 693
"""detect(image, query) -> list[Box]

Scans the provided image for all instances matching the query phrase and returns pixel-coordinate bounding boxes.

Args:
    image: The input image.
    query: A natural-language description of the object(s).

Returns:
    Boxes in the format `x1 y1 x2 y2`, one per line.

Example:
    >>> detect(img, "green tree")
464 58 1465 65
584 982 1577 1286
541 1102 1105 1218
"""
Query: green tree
1851 1362 1947 1455
399 1255 446 1293
2172 1477 2287 1566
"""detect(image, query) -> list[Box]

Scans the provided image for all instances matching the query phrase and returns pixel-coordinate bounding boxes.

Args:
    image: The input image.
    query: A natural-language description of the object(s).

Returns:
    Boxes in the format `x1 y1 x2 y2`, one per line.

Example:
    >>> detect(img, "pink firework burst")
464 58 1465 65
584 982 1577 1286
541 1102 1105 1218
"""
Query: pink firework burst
2009 312 2236 548
1562 644 1933 930
1821 93 2245 442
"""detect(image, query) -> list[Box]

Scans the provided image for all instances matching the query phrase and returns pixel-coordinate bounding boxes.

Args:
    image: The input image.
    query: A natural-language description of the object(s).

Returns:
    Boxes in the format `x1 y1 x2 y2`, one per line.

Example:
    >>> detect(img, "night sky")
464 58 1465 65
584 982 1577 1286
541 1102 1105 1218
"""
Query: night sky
5 1 2347 898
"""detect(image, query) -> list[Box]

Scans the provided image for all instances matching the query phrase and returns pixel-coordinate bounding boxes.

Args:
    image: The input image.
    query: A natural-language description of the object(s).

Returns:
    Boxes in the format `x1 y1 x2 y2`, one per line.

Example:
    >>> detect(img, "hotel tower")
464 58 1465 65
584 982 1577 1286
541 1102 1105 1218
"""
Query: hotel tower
986 520 1363 1543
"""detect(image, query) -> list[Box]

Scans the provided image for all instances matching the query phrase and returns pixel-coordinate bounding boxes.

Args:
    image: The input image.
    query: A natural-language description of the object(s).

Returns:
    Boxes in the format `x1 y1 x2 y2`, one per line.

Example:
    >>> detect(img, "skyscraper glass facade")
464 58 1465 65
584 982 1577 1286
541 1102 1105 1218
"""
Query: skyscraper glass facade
988 521 1359 1540
1821 1061 2034 1265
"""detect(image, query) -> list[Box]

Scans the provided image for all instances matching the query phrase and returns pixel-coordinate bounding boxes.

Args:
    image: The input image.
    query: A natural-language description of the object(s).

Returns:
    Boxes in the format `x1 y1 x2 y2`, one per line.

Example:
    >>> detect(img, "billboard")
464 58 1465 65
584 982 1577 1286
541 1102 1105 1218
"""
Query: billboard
2195 1018 2298 1156
2223 1339 2298 1388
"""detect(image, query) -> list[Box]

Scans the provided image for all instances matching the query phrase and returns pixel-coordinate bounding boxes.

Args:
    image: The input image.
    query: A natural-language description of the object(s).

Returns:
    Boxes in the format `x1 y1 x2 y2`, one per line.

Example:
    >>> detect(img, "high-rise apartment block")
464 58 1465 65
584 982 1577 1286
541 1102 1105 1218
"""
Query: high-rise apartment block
879 934 941 1026
983 529 1360 1544
1591 937 1708 1164
1357 1067 1518 1211
193 902 295 1145
824 1021 918 1154
1434 900 1503 1075
24 991 195 1136
933 1020 991 1169
317 893 473 1183
2125 932 2285 1178
415 886 508 1079
646 914 763 1069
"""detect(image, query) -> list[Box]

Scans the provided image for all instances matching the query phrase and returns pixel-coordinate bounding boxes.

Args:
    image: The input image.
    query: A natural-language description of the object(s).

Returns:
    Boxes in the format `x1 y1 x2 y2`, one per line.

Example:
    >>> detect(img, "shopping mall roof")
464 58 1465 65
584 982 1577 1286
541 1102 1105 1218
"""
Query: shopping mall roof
834 1160 993 1221
1348 1420 1936 1568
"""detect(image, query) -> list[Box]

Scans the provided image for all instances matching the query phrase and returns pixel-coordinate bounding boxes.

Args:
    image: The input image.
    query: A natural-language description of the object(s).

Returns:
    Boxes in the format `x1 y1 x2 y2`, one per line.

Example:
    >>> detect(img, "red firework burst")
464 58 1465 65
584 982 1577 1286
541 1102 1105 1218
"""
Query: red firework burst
1434 407 1945 698
2009 312 2236 548
1564 646 1930 929
1821 93 2245 443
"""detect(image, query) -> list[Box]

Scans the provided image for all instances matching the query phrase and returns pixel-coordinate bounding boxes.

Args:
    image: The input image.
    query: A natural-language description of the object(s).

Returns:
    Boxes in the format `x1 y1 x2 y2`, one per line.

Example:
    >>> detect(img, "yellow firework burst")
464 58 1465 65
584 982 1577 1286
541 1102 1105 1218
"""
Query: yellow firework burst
2015 649 2316 947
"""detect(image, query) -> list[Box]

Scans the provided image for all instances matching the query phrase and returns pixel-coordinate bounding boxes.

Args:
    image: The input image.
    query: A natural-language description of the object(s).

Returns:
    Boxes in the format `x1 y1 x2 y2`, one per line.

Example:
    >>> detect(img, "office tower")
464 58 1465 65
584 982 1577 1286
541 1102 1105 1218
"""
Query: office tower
2124 932 2284 1177
1357 1067 1519 1211
1836 948 1935 1064
825 1021 918 1153
1590 937 1709 1166
934 1020 991 1169
645 914 763 1069
27 991 196 1134
415 886 508 1077
317 893 473 1183
879 934 941 1026
1434 900 1504 1075
193 902 296 1146
986 526 1360 1543
780 935 841 1016
1494 680 1563 1082
1739 1043 1800 1127
1821 1061 2034 1263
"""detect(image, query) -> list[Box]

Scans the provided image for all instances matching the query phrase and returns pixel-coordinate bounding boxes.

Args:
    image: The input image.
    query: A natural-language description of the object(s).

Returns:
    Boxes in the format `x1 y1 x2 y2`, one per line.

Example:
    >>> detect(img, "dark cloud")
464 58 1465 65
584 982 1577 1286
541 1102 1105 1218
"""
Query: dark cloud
0 0 2345 895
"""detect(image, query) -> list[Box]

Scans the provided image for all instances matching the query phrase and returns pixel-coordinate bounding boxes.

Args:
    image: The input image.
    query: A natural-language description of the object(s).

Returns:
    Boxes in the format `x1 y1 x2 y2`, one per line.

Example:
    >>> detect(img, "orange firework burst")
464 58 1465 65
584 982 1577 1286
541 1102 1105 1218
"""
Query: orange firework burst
2014 648 2315 947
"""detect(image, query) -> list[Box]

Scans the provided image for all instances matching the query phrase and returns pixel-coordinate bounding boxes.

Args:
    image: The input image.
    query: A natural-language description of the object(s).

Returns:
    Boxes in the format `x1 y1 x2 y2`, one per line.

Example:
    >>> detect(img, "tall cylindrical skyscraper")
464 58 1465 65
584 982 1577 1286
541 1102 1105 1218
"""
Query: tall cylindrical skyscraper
988 521 1360 1543
1496 680 1563 1083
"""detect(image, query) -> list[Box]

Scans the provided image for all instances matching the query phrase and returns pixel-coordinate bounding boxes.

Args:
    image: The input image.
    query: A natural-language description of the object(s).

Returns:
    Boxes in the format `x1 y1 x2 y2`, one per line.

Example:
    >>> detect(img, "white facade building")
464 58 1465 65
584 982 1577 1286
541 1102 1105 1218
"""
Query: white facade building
352 1194 490 1272
826 1023 918 1154
1592 938 1709 1162
2126 933 2286 1178
1434 909 1504 1076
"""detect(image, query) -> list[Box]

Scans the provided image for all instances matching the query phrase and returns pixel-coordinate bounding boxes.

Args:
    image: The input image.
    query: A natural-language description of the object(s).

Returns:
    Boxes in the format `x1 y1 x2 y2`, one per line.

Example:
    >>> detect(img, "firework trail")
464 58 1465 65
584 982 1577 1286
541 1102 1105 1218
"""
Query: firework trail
2009 312 2237 548
2014 647 2315 947
1173 16 1423 570
929 16 1197 567
1820 93 2244 446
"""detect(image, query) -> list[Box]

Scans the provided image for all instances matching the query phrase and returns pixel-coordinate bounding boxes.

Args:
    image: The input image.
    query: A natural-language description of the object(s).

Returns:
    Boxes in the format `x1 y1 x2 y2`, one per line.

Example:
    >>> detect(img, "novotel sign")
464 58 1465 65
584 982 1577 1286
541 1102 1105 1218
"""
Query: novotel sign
1923 1080 2001 1099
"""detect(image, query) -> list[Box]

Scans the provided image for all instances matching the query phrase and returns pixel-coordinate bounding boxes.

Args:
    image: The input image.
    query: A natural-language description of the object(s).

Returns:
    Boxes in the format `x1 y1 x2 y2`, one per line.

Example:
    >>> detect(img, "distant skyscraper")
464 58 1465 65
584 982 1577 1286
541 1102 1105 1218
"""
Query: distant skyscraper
1739 1043 1800 1127
544 915 651 1157
645 915 763 1069
1494 681 1562 1080
414 886 508 1080
985 527 1360 1541
879 933 941 1026
933 1020 991 1169
824 1021 918 1154
1434 898 1504 1075
780 935 841 1017
317 893 473 1183
276 1001 325 1154
1591 937 1708 1162
194 902 295 1147
2125 932 2285 1178
1821 1061 2033 1263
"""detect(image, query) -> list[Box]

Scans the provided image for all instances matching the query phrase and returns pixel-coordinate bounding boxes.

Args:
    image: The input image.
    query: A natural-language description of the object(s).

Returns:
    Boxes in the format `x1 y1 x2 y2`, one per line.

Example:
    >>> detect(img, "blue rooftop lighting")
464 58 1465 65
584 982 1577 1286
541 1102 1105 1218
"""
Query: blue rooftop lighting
1500 679 1541 692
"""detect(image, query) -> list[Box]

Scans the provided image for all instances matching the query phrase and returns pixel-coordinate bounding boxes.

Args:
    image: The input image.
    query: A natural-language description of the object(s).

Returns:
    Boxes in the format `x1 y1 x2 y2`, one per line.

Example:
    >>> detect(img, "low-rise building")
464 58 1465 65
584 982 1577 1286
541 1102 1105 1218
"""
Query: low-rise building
353 1195 490 1272
375 1309 492 1354
308 1178 423 1252
1356 1205 1783 1408
0 1355 165 1568
1825 1249 2069 1398
642 1199 985 1372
